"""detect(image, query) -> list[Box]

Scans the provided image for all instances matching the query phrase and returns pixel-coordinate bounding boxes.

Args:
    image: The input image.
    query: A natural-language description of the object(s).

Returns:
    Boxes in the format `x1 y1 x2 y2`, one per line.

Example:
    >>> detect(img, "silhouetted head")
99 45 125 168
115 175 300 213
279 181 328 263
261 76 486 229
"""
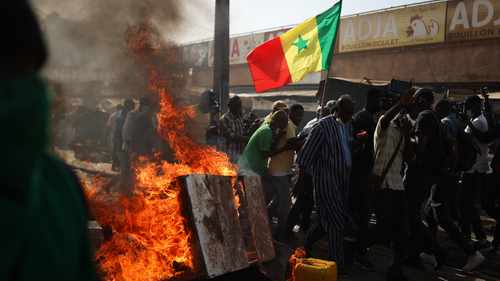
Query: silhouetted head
270 110 289 133
337 95 354 123
289 104 304 127
139 97 152 111
325 100 337 115
434 99 451 119
465 95 482 118
123 99 135 111
366 88 383 113
272 100 288 114
1 1 47 77
228 95 242 116
414 88 435 111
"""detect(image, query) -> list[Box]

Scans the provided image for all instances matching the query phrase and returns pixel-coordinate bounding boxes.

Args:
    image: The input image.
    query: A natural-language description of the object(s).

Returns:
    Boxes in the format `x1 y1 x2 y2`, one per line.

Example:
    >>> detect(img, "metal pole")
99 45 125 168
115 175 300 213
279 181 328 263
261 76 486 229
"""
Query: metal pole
213 0 230 115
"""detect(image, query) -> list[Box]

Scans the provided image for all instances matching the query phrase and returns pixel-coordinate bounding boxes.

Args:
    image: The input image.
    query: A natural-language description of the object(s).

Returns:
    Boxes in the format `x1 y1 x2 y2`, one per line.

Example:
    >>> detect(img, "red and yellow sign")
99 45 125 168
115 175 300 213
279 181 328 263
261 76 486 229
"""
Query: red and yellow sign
339 2 447 53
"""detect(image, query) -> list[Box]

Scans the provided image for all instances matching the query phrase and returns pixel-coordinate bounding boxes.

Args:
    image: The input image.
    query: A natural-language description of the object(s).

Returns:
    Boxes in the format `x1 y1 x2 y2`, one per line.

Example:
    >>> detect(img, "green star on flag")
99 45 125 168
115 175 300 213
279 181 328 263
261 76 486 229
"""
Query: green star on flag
293 35 309 53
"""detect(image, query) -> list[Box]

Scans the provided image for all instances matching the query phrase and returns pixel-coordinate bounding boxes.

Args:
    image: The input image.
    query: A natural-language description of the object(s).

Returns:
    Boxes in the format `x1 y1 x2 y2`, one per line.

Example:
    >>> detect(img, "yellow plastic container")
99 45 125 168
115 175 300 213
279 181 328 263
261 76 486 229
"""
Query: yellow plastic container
294 258 337 281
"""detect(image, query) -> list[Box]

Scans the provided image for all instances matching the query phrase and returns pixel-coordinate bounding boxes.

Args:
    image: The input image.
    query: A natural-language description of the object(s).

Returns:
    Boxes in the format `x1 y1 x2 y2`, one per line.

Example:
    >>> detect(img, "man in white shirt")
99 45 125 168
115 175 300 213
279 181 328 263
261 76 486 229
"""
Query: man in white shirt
460 95 489 247
372 93 412 281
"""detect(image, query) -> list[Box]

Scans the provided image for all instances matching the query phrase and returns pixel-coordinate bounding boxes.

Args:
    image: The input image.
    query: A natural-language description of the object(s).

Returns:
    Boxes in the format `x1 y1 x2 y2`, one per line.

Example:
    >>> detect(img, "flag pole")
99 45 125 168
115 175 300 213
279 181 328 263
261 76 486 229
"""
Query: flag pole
320 67 330 107
319 0 342 108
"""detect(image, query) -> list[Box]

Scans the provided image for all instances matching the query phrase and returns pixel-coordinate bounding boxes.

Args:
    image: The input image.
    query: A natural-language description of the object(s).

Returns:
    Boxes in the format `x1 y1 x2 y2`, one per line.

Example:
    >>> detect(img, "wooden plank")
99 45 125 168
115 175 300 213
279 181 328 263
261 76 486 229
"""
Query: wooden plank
184 175 248 278
243 176 276 263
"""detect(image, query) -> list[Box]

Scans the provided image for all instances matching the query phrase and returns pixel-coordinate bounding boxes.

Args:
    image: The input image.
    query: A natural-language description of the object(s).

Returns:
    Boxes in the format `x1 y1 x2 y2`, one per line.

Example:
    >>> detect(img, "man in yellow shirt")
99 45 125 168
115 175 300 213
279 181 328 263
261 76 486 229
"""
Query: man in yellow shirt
263 102 304 240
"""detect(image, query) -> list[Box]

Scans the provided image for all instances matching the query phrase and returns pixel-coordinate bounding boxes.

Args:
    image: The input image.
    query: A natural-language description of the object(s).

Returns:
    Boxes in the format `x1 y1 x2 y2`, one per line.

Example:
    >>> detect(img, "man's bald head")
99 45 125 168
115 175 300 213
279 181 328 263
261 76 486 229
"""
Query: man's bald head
270 110 289 131
337 94 354 123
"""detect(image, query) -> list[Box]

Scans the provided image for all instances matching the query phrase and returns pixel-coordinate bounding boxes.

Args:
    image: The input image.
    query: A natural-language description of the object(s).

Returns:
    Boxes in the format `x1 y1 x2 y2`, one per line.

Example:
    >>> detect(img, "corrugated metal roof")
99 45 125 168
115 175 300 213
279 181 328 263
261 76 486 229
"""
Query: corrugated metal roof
231 90 317 98
327 76 390 86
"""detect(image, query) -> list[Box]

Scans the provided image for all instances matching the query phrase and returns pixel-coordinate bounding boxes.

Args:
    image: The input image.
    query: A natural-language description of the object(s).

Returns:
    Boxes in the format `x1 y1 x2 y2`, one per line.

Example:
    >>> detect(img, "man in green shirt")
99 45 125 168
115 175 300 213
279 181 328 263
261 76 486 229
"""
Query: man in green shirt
238 110 289 176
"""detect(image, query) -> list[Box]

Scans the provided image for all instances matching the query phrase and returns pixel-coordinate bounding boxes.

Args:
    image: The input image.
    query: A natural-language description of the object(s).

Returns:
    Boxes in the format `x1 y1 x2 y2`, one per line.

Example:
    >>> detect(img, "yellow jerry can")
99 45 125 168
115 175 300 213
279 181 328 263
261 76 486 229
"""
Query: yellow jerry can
294 258 337 281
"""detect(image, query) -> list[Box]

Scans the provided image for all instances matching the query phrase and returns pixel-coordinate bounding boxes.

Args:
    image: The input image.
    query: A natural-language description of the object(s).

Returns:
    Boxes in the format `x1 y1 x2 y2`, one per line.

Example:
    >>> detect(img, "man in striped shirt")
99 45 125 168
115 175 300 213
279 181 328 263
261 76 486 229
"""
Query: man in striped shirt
298 95 354 270
219 96 248 163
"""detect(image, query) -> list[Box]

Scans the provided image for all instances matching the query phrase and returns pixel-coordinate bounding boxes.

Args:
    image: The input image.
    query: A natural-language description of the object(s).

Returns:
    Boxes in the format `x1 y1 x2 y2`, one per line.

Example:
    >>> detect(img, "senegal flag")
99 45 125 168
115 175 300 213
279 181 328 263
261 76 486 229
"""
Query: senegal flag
247 1 342 93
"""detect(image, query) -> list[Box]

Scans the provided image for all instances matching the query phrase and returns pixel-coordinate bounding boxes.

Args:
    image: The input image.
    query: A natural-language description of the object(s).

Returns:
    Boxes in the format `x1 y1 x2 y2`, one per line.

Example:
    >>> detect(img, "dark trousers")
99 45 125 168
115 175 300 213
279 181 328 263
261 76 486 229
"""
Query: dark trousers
305 223 345 267
494 207 500 248
406 181 443 258
427 175 474 256
263 175 291 239
486 173 500 247
286 172 314 234
111 141 121 170
349 172 372 254
374 189 409 272
118 149 134 196
459 172 487 241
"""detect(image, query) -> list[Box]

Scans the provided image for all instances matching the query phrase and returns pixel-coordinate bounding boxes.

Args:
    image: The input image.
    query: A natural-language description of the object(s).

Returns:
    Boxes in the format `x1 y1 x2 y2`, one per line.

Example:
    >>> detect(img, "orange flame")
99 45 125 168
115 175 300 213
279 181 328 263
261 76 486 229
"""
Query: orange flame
86 21 237 281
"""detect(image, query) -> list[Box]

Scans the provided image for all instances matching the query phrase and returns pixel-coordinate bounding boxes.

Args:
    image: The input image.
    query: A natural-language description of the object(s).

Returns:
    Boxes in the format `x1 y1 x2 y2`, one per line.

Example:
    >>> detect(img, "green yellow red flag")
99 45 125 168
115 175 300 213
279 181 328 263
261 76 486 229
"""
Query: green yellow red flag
247 1 342 92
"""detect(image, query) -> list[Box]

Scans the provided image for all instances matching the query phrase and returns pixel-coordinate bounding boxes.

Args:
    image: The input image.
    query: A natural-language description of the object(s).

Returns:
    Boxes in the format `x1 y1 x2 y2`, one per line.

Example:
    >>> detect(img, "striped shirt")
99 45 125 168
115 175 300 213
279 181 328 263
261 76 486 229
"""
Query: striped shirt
220 112 246 162
297 116 352 230
373 115 405 191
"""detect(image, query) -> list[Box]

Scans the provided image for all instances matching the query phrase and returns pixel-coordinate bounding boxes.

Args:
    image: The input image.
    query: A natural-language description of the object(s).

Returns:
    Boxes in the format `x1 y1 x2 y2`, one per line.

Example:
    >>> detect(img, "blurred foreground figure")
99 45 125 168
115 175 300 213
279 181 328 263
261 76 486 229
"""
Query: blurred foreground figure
0 2 98 280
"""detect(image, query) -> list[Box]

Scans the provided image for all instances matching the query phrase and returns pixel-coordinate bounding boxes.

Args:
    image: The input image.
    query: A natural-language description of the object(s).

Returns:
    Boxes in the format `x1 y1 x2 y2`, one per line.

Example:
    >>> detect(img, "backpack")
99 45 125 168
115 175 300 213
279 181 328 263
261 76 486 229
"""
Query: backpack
455 131 479 172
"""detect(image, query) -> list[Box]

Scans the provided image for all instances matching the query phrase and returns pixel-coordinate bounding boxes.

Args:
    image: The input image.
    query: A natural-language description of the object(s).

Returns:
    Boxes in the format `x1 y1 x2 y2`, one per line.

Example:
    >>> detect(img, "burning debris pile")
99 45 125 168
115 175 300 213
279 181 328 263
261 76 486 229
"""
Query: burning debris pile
85 21 238 281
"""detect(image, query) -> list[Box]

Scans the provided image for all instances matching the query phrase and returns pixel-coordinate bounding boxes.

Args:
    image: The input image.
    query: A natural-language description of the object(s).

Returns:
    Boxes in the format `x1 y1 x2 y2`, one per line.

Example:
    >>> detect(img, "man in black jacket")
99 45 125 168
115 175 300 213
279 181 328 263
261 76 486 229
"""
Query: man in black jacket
349 88 383 269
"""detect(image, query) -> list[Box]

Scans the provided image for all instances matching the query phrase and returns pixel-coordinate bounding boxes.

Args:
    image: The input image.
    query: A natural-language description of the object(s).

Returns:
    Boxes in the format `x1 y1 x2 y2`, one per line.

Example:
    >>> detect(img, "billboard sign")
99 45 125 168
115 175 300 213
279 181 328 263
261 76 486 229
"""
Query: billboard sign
447 0 500 41
339 2 447 53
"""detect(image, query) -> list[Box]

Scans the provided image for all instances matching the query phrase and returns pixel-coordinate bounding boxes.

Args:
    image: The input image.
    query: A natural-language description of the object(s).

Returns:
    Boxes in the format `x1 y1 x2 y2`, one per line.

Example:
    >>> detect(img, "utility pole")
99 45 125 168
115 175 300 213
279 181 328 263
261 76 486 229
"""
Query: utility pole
213 0 230 115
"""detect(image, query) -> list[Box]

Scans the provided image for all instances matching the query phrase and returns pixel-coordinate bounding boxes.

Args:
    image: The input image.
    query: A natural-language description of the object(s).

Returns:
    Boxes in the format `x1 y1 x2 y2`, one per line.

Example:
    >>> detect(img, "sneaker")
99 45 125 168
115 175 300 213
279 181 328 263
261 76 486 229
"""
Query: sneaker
419 252 438 269
463 251 485 272
355 254 375 271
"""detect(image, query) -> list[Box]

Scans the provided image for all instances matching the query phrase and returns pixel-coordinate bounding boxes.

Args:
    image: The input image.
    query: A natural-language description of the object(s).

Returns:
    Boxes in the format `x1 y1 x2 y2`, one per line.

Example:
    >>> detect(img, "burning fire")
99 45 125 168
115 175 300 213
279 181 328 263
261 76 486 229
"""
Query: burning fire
86 21 237 281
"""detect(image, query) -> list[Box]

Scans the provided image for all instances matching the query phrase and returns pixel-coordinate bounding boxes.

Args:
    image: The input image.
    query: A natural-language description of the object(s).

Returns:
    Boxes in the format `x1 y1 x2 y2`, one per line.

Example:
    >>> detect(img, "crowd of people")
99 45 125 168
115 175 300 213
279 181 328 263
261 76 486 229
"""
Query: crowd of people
218 88 500 280
3 2 499 281
106 96 174 194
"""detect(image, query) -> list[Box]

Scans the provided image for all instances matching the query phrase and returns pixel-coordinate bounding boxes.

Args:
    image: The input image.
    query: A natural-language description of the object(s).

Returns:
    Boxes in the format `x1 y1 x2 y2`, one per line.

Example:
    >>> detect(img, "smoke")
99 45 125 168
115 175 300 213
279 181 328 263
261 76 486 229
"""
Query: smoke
32 0 212 99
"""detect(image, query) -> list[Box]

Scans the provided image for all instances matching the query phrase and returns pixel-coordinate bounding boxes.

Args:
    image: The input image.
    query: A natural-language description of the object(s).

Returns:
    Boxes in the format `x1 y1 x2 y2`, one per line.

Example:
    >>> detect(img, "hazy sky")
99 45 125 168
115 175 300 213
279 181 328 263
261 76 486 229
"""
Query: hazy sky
180 0 430 42
230 0 429 35
35 0 432 43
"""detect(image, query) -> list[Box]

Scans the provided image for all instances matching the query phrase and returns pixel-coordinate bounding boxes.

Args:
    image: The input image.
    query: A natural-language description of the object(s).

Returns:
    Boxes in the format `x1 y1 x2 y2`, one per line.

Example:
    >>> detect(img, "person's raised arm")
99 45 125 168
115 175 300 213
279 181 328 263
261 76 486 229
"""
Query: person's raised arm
380 93 412 130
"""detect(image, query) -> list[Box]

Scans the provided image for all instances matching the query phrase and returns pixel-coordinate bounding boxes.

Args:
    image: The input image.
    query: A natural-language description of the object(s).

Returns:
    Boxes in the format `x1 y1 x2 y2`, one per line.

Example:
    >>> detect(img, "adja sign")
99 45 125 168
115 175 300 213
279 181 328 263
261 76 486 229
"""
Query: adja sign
447 0 500 41
338 2 447 53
